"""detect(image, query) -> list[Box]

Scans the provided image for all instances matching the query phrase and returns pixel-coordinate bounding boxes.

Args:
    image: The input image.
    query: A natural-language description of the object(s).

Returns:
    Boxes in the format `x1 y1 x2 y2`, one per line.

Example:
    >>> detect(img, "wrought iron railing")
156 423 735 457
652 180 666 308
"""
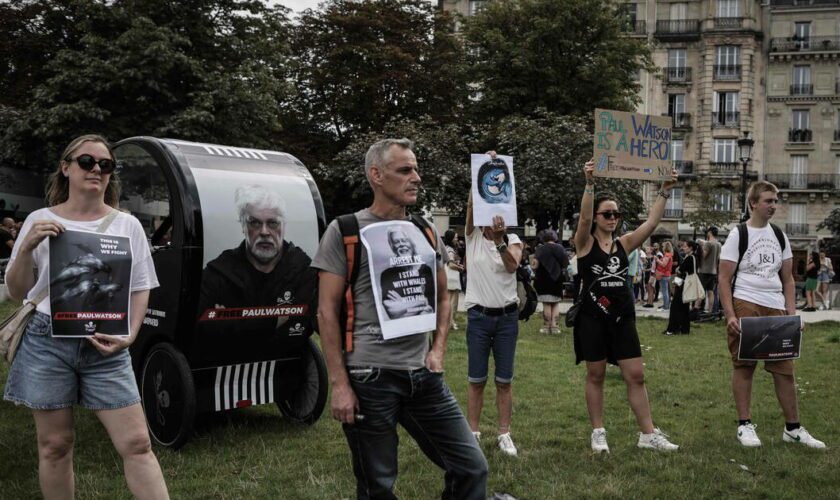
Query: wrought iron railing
710 162 740 174
788 128 812 142
714 17 743 28
670 113 691 129
770 36 840 52
785 223 809 236
711 111 740 128
674 160 693 175
765 173 840 190
790 84 814 95
714 65 741 81
655 19 701 35
663 209 683 219
620 20 647 35
664 67 692 83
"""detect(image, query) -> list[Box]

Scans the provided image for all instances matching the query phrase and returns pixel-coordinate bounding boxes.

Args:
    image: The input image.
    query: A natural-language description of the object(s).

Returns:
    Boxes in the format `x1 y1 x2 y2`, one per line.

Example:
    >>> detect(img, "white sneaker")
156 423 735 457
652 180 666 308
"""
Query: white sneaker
737 423 762 447
498 432 518 457
637 428 679 451
472 431 481 443
591 428 610 453
656 307 666 312
782 426 826 449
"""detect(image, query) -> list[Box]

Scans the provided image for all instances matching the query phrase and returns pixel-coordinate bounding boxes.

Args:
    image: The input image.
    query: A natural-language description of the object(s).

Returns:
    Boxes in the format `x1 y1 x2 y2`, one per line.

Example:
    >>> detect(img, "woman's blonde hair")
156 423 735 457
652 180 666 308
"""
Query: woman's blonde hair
46 134 121 207
662 241 673 253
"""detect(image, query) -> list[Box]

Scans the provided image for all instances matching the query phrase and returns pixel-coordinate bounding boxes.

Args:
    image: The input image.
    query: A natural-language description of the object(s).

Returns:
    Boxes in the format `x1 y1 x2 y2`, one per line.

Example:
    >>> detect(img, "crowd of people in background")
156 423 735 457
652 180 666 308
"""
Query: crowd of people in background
0 214 23 281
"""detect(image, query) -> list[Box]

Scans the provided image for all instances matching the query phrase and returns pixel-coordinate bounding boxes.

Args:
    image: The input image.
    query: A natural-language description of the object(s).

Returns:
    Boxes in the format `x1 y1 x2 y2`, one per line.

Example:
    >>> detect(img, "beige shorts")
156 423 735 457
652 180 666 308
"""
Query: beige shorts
727 298 794 376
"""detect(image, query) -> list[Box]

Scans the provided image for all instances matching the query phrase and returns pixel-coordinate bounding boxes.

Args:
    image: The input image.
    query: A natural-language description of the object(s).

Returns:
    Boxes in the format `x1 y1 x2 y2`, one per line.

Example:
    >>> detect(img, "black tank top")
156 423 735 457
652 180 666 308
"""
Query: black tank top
578 239 634 321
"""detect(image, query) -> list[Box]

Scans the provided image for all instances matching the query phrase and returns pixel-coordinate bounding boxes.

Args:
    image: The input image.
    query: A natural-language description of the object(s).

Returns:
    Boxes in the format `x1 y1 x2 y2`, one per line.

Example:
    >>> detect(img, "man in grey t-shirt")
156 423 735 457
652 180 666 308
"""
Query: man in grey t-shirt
697 226 721 313
312 138 487 499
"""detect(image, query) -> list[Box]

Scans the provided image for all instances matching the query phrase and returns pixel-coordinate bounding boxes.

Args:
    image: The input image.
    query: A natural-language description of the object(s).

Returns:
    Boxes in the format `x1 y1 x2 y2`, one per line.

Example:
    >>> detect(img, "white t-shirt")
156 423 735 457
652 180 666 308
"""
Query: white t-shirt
9 208 160 315
464 229 521 309
720 223 792 310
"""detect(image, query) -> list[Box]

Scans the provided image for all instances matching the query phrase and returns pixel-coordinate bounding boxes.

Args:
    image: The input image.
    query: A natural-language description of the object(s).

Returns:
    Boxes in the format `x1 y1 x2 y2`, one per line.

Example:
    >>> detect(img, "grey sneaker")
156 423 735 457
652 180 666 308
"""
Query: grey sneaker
782 426 826 449
737 423 761 447
591 428 609 453
498 432 518 457
637 428 679 451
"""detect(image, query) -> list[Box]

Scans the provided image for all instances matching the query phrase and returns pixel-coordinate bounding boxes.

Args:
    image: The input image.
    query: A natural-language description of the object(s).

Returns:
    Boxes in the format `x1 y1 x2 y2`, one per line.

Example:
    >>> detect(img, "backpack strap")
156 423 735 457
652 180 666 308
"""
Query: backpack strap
770 223 786 252
336 214 361 353
409 214 437 252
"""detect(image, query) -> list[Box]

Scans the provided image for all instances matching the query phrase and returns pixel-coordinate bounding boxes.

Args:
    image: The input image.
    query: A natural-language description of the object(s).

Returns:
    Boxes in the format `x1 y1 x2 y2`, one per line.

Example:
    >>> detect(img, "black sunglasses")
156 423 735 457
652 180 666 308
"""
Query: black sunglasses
68 154 117 174
596 211 622 220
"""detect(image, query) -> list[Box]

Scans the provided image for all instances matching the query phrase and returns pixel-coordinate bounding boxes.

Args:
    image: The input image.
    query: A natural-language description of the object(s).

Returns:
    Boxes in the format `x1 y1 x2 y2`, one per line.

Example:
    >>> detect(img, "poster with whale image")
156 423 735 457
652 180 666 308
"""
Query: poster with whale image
49 230 132 337
471 153 518 227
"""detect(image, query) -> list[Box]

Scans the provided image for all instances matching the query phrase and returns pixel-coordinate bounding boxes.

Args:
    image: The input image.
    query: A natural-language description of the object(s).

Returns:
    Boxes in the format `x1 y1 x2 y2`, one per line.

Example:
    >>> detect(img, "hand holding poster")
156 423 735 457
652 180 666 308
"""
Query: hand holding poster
360 220 437 340
49 230 132 337
738 315 802 361
471 153 518 227
593 109 673 181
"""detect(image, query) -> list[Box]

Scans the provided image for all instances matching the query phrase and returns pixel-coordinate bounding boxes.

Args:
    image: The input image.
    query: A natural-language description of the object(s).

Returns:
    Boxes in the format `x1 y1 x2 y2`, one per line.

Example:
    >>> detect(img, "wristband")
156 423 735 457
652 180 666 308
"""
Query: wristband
657 189 671 199
584 186 594 194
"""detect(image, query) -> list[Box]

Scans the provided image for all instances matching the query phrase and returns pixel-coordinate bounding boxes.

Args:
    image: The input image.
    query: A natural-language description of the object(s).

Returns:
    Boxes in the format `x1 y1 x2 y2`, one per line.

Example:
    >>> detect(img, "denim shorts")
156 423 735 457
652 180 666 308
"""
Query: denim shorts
466 307 519 384
3 312 140 410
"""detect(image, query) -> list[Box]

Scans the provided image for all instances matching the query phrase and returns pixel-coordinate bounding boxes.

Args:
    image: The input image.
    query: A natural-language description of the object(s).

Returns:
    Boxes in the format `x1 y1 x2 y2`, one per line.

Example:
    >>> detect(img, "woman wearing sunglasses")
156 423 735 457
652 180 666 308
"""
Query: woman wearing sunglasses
3 135 169 498
571 159 679 454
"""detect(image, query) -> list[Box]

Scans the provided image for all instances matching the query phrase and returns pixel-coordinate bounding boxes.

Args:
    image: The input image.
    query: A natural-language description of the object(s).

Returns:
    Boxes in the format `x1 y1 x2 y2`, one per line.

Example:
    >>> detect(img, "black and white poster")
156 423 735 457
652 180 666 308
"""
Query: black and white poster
360 221 437 340
738 315 802 361
49 230 132 337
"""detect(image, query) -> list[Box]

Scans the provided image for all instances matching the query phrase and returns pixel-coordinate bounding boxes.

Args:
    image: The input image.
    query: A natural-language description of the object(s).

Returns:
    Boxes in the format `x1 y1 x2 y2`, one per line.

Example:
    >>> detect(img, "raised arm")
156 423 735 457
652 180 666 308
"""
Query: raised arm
573 160 596 257
466 190 475 236
619 169 678 253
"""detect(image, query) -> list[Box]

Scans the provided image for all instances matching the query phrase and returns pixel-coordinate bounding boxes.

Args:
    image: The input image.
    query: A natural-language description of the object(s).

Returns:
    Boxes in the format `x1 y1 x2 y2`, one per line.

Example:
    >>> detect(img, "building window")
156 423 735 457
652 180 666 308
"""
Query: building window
792 109 810 130
672 139 684 161
668 94 686 116
714 139 736 163
791 155 808 189
667 49 688 81
666 188 684 216
717 0 739 17
712 191 732 212
792 66 812 95
715 45 740 80
794 21 811 49
788 203 807 235
713 91 740 127
670 2 687 20
468 0 486 16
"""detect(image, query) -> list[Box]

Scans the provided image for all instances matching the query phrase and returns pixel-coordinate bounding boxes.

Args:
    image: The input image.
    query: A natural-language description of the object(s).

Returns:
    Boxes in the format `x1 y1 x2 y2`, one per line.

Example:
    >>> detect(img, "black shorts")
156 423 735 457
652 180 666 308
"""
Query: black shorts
698 273 717 291
573 312 642 365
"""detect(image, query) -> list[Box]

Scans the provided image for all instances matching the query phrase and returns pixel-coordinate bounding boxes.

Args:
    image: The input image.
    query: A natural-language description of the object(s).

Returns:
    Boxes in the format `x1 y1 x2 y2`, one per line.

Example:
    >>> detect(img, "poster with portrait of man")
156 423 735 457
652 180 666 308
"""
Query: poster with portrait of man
360 220 437 340
49 229 132 337
471 154 518 227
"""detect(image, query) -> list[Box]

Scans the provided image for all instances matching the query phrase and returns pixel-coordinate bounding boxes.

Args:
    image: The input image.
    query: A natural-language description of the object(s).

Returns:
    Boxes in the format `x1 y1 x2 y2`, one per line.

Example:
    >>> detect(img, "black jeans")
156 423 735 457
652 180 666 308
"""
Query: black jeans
342 366 488 500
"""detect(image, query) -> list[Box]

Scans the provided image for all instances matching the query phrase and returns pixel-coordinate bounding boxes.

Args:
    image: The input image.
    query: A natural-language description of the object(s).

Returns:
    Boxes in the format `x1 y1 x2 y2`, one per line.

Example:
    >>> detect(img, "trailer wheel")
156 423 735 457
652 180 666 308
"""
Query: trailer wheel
277 337 327 425
141 342 196 449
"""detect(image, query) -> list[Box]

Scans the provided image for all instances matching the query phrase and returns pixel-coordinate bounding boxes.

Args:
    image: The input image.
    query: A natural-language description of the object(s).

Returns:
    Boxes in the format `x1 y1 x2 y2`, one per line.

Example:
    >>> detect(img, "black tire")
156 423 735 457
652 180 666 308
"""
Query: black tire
277 337 327 425
141 342 196 449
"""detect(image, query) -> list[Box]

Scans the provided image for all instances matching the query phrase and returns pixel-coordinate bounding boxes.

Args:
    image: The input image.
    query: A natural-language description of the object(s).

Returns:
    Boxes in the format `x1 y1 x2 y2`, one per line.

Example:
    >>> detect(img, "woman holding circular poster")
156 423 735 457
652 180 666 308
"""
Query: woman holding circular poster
3 135 169 498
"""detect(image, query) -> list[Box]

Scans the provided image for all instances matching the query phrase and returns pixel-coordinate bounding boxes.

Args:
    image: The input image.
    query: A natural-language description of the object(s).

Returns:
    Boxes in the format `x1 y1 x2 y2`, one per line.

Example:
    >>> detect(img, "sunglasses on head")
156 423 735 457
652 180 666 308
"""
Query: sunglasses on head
68 154 116 174
596 211 622 220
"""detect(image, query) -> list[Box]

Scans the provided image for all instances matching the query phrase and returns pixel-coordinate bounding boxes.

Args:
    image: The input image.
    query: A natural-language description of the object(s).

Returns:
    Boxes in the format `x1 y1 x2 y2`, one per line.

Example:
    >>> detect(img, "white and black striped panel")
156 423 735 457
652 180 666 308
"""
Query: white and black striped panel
213 360 277 411
201 144 269 161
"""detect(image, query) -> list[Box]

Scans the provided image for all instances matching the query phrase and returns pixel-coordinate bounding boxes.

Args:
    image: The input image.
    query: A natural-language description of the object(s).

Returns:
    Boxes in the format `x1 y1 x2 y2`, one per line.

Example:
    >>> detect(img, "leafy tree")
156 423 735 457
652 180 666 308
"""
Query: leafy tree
682 177 738 231
817 208 840 253
462 0 653 122
0 0 292 170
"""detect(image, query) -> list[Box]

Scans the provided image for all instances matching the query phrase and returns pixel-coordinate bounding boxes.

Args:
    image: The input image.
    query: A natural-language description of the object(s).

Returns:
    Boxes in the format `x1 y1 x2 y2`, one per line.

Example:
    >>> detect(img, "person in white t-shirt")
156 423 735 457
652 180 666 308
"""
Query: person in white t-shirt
3 135 169 498
719 181 825 449
464 151 523 457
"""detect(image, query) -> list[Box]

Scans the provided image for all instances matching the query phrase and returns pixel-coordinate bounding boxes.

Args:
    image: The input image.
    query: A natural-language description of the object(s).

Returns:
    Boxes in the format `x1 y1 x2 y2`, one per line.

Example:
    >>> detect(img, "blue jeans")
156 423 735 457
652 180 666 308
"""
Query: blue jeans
342 367 488 500
466 307 519 384
659 277 671 309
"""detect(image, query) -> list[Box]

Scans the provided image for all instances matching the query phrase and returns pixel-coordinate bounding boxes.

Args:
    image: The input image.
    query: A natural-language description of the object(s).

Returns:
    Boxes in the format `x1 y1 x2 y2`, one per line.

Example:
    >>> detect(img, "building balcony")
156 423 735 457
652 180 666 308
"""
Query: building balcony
620 20 646 35
713 65 741 81
654 19 701 40
663 208 684 219
770 36 840 53
713 17 743 29
711 111 740 129
785 223 809 236
765 173 840 190
664 67 692 83
788 128 813 143
770 0 840 7
790 84 813 96
675 160 694 176
669 112 692 130
710 162 740 175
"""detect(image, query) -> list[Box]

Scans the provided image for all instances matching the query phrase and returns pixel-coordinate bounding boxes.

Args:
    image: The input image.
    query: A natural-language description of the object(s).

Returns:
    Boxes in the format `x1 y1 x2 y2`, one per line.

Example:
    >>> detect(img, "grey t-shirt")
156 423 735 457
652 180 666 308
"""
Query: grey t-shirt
699 239 722 274
311 209 447 370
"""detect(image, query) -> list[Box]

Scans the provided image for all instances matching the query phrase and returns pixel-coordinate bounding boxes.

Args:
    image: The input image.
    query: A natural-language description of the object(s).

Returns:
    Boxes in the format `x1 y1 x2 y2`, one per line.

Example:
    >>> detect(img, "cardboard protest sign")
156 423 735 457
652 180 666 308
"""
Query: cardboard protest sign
49 230 132 337
471 154 518 227
738 315 802 361
360 220 437 340
593 109 673 181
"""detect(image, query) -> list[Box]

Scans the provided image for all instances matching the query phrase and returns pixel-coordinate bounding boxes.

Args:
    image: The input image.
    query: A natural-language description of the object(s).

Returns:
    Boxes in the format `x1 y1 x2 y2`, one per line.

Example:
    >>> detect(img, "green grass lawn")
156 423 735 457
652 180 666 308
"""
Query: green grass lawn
1 300 839 499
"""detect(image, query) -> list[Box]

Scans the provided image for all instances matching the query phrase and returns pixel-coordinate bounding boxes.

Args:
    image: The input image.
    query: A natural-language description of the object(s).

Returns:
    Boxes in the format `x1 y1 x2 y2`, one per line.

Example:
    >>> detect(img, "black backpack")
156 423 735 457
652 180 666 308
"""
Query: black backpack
336 213 437 352
515 263 538 322
731 222 786 292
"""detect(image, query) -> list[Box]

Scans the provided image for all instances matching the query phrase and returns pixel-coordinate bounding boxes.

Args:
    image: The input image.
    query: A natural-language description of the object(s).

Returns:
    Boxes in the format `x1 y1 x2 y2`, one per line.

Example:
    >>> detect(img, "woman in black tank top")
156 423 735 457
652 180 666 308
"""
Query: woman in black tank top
570 158 680 453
